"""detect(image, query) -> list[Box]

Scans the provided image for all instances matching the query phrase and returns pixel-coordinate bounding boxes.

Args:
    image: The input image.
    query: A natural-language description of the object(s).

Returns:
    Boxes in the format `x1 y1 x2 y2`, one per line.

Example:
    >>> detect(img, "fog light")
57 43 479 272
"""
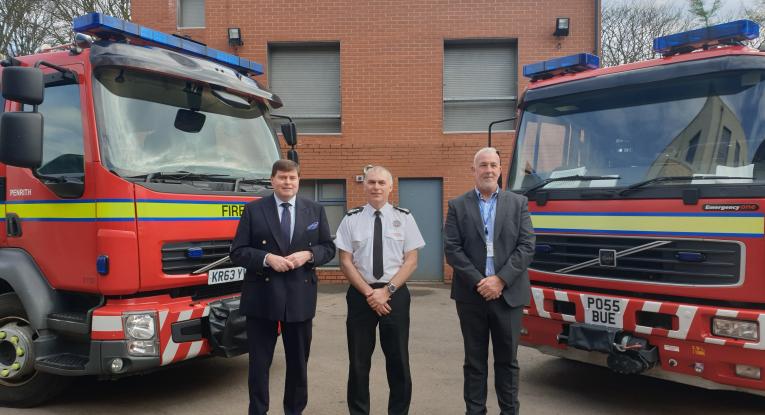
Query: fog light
694 362 704 373
124 313 156 340
735 364 761 380
110 358 124 373
127 340 158 356
520 327 528 335
712 317 759 341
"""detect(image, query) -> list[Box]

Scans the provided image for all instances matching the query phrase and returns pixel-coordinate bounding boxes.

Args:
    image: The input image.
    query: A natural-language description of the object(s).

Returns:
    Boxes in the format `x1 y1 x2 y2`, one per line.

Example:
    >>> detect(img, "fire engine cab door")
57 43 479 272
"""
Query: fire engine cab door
4 63 101 292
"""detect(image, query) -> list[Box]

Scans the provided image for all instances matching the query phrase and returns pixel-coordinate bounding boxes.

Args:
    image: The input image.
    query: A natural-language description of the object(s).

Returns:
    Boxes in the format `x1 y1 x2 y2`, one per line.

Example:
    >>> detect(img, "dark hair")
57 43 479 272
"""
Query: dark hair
271 159 300 177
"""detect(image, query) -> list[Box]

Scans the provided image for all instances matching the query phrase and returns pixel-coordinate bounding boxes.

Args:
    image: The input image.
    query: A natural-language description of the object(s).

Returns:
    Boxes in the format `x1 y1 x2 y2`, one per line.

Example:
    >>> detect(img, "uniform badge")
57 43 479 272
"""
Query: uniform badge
393 220 402 227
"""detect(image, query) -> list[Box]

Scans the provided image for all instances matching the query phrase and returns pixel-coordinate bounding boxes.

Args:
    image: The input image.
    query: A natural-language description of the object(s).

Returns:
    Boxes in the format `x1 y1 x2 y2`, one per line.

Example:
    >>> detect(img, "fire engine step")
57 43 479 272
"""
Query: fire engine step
36 353 88 371
47 312 90 336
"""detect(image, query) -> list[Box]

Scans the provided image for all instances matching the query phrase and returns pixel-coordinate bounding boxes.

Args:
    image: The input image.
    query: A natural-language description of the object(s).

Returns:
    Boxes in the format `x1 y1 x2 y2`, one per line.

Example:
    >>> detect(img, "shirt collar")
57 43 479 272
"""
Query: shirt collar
364 202 391 216
474 187 499 202
274 193 297 206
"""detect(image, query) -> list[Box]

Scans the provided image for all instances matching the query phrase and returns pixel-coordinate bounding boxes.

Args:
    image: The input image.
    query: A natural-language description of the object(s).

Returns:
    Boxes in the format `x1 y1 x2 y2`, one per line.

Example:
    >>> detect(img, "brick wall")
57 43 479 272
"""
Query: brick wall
132 0 598 283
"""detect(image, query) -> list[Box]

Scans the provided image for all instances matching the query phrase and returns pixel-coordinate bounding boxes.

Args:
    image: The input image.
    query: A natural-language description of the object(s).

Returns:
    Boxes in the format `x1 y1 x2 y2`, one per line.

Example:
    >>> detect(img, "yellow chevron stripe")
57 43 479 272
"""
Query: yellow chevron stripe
531 214 763 236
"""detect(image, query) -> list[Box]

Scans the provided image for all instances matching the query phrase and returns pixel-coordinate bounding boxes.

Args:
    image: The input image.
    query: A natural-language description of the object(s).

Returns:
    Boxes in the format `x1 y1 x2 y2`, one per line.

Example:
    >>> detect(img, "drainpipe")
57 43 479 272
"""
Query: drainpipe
594 0 601 55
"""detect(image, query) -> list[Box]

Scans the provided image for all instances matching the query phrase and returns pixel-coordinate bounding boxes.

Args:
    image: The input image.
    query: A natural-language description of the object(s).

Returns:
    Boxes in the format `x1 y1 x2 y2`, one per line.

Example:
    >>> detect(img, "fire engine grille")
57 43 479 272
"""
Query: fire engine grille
162 240 233 275
531 234 742 285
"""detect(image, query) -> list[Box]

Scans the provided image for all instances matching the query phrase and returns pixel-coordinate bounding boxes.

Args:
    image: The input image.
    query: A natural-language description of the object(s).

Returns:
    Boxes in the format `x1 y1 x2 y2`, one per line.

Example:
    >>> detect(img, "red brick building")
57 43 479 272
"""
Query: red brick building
132 0 600 282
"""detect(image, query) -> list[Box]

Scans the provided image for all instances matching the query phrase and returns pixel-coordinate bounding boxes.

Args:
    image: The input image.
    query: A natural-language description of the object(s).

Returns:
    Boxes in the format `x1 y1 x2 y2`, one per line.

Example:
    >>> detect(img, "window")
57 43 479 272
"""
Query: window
443 40 517 132
32 84 84 177
298 180 346 266
268 43 341 134
178 0 205 28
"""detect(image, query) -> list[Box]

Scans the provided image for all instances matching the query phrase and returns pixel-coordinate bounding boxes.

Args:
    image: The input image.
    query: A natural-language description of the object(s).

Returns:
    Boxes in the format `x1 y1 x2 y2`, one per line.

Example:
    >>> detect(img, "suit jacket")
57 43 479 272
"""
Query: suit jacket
231 195 336 322
444 189 535 307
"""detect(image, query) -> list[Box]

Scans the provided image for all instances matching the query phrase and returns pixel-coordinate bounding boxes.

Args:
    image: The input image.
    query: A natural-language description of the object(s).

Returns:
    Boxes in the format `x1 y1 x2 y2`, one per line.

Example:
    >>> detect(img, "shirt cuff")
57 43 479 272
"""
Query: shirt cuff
263 253 270 268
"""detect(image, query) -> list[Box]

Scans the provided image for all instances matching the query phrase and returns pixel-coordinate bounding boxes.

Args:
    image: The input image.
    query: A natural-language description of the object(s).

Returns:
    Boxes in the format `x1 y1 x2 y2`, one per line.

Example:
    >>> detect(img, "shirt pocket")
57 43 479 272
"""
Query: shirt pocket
385 230 406 253
351 231 372 251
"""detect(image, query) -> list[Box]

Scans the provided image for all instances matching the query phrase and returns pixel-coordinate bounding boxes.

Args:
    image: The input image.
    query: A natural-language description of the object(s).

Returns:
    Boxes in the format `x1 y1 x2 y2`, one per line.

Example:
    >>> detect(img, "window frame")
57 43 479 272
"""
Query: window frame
443 39 518 133
177 0 206 29
299 179 346 267
267 42 342 135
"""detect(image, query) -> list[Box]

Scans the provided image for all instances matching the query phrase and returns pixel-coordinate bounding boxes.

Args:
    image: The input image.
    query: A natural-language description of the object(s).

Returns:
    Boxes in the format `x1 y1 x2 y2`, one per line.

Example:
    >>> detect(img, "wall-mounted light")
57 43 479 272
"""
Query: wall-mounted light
554 17 570 37
228 27 243 47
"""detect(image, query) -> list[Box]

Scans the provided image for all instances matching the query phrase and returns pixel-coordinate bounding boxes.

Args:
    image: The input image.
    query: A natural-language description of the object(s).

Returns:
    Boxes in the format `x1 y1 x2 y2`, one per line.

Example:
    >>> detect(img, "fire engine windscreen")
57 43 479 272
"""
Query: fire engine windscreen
92 67 281 180
510 70 765 194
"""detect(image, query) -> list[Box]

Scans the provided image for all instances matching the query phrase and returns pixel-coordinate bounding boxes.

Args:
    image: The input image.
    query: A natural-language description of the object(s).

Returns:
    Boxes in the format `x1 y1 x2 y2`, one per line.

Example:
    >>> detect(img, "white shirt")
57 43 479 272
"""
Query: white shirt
334 203 425 284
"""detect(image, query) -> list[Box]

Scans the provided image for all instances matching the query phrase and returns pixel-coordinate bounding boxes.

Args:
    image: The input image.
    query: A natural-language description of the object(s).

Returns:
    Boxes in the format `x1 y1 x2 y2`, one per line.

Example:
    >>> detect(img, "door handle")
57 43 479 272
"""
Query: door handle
6 213 21 237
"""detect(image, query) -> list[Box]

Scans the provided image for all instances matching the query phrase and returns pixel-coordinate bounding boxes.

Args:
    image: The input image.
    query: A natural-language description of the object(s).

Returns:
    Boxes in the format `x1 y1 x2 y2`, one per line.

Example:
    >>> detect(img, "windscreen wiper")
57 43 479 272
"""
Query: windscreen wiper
618 175 752 196
522 175 621 196
234 177 272 192
127 171 233 183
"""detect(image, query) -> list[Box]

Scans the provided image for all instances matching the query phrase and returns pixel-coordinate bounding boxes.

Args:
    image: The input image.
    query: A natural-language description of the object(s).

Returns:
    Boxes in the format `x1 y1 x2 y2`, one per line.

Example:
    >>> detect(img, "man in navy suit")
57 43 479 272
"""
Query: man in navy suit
231 159 336 415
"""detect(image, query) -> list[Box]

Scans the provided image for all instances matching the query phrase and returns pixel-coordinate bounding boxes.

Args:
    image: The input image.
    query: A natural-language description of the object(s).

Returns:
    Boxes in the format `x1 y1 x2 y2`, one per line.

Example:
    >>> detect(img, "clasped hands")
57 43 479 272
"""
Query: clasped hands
476 275 505 301
366 288 391 316
265 251 312 272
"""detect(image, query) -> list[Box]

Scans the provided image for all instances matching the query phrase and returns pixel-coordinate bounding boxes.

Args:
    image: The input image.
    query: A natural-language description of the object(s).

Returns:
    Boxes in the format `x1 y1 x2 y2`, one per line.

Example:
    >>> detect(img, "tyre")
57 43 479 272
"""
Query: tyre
0 293 68 407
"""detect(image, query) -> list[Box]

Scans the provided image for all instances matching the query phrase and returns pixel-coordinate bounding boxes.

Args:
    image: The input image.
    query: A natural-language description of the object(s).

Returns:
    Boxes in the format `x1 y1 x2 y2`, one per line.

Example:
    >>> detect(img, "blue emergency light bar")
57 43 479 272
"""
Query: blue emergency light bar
653 20 759 56
522 53 599 80
72 12 263 75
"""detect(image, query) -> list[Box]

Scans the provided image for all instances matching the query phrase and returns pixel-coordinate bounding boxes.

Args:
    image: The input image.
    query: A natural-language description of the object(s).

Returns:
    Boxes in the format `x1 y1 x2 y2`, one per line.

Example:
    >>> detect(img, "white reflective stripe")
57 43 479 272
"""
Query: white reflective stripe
186 341 203 360
634 325 653 335
159 310 169 329
705 337 727 345
160 310 194 365
554 290 569 302
92 315 122 332
642 301 662 313
668 305 697 340
531 288 550 319
743 314 765 350
202 306 210 317
715 309 739 318
177 310 193 321
161 338 179 366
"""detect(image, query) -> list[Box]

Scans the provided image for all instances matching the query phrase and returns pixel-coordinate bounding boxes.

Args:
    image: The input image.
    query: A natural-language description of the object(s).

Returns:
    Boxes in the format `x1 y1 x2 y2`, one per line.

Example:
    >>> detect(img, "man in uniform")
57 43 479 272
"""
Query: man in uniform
444 147 535 415
231 159 336 415
334 165 425 415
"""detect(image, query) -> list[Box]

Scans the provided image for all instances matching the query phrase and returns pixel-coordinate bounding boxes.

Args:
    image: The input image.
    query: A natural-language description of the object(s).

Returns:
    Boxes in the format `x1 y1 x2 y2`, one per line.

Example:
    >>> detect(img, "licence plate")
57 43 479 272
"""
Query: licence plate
208 266 246 285
582 294 628 328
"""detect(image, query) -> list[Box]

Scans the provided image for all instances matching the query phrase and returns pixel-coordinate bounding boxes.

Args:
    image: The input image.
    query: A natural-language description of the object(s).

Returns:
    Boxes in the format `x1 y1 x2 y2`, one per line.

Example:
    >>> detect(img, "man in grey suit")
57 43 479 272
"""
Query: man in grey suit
444 147 535 415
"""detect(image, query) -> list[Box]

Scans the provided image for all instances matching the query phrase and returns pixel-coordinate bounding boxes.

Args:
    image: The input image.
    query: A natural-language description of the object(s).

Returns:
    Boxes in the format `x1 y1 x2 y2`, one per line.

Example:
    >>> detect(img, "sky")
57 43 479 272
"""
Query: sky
603 0 759 19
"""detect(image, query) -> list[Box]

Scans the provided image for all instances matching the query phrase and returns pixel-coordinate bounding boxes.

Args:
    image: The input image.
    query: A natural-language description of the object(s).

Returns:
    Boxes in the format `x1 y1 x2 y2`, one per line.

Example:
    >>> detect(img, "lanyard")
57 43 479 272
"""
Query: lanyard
478 195 496 236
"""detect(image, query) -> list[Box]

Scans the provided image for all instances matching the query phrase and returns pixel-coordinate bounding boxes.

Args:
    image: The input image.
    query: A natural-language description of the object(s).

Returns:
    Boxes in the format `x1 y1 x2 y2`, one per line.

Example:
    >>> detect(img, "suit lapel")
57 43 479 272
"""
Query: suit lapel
493 191 507 243
466 191 487 243
289 199 310 251
262 196 288 254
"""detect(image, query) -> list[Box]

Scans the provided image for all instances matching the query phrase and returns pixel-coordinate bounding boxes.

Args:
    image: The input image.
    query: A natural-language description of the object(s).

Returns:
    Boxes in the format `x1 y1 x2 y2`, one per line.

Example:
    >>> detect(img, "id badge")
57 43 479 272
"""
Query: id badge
486 242 494 258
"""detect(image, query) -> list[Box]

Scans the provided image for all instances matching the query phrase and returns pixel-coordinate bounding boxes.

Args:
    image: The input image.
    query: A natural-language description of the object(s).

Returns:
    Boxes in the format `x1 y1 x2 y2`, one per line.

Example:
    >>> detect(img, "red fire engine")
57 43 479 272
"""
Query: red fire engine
510 20 765 395
0 13 296 406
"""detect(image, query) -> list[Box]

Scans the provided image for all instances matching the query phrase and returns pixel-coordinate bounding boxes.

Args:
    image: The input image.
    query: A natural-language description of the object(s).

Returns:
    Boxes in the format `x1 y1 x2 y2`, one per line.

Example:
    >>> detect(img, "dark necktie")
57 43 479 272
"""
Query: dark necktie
280 202 292 244
373 210 383 279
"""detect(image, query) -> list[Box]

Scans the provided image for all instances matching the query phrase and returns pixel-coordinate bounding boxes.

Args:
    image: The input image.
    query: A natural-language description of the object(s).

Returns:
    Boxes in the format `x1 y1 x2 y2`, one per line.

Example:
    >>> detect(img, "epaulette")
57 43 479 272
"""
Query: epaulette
345 206 364 216
393 206 410 214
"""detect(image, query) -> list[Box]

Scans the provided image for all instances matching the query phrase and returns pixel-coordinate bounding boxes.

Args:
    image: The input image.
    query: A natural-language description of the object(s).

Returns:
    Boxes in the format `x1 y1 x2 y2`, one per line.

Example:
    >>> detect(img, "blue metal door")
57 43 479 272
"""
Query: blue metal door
398 179 443 281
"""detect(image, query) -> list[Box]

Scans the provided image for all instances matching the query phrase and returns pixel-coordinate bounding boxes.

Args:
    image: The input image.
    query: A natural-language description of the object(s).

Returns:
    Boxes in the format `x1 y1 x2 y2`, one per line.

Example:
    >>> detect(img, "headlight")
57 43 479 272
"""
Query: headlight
712 317 759 341
124 313 156 340
127 340 158 357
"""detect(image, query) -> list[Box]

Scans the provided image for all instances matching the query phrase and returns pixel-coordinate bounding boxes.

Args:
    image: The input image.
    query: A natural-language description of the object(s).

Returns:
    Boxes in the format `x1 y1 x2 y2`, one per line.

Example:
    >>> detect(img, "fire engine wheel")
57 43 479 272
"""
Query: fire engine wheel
0 293 68 407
